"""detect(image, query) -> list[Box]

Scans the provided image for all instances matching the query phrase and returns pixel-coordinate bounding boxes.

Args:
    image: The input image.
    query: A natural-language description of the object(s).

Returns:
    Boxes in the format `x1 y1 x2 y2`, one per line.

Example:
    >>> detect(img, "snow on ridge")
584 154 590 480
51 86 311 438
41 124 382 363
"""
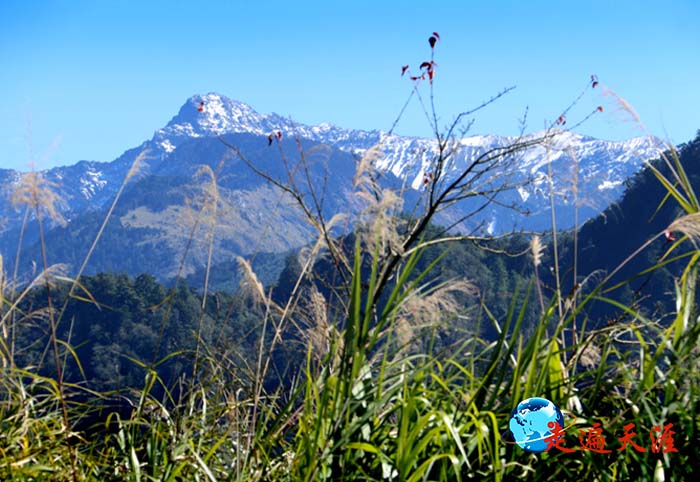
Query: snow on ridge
599 180 622 190
158 93 661 160
151 93 663 199
79 168 107 199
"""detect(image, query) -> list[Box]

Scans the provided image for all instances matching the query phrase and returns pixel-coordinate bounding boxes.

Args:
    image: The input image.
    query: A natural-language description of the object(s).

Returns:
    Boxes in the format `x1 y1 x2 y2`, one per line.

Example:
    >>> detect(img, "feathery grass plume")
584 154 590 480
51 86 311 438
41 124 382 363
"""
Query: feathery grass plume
395 279 477 349
354 146 405 255
178 165 220 237
305 289 329 354
577 340 602 369
531 234 547 317
667 212 700 246
236 256 267 305
601 86 643 128
193 164 220 218
10 171 67 227
530 235 544 268
296 246 319 279
393 314 415 350
353 144 383 189
357 187 405 255
125 148 149 182
565 145 580 198
300 287 340 363
30 263 69 289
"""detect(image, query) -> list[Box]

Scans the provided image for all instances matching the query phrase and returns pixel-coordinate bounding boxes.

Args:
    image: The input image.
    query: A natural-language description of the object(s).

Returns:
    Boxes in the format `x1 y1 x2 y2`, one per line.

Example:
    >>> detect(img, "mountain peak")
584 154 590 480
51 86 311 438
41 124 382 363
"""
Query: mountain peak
155 93 267 148
188 93 262 133
151 93 362 154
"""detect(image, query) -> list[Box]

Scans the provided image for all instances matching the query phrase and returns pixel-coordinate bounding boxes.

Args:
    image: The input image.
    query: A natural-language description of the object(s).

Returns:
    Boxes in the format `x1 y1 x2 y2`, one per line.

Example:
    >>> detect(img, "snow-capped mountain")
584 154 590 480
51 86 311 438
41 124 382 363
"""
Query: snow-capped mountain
150 93 663 230
0 92 665 280
155 94 660 188
153 93 380 154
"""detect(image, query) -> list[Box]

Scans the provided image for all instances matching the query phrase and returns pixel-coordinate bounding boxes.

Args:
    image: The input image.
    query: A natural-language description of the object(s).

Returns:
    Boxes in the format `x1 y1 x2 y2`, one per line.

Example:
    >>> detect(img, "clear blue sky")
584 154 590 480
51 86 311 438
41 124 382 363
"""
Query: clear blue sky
1 0 698 171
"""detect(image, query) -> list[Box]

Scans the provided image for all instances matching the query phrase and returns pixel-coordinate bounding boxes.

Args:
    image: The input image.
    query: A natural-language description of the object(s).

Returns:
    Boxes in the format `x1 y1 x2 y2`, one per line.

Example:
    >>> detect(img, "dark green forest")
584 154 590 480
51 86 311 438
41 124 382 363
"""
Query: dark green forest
12 229 534 396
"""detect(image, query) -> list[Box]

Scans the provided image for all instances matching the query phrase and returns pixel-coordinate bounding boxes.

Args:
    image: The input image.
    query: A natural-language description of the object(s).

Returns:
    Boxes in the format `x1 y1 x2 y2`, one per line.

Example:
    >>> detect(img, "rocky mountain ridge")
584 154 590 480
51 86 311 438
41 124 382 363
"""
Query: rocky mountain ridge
0 93 664 280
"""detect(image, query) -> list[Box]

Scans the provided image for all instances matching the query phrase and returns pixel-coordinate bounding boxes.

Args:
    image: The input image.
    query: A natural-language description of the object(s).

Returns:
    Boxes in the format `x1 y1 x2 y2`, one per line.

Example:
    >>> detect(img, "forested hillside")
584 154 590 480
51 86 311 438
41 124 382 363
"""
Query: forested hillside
553 132 700 323
13 133 700 402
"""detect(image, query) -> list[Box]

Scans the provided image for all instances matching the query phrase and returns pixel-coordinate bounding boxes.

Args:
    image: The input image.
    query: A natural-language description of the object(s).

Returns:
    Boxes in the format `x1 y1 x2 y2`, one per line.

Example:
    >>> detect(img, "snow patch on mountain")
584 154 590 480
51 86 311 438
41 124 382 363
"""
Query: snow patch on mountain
79 169 107 199
599 180 622 190
160 139 176 153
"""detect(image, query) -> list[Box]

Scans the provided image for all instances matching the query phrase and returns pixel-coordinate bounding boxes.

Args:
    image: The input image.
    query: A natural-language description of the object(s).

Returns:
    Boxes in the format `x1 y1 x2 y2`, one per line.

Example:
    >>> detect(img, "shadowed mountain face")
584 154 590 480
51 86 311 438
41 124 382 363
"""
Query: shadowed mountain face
0 93 663 281
561 135 700 321
9 133 364 281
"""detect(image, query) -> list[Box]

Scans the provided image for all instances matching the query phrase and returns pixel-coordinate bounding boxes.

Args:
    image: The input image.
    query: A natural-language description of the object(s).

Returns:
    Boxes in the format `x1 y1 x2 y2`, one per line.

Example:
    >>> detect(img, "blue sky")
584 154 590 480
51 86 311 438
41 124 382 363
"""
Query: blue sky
1 0 698 171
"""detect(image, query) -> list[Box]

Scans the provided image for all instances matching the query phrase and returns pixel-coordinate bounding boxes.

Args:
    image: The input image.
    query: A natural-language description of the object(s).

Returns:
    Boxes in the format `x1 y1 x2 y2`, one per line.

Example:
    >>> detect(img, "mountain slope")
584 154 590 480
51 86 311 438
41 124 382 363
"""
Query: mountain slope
14 133 363 280
552 133 700 321
0 93 664 281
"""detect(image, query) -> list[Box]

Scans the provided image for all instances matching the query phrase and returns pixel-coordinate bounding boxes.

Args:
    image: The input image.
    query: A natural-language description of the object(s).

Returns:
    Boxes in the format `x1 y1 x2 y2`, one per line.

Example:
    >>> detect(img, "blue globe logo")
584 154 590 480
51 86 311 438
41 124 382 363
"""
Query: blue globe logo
508 397 565 453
